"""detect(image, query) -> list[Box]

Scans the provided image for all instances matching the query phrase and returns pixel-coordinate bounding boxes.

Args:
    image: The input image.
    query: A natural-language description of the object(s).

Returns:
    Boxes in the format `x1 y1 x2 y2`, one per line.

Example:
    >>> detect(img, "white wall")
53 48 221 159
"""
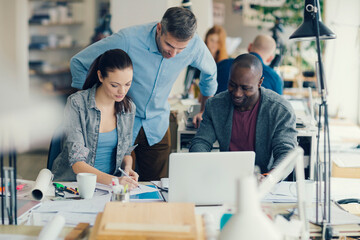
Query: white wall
0 0 29 95
214 0 295 50
110 0 213 98
71 0 97 46
324 0 360 123
110 0 172 32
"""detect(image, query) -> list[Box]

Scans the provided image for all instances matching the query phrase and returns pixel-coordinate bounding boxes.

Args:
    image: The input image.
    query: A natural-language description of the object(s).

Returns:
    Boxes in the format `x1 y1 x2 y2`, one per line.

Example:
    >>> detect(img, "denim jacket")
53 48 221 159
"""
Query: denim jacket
52 84 136 181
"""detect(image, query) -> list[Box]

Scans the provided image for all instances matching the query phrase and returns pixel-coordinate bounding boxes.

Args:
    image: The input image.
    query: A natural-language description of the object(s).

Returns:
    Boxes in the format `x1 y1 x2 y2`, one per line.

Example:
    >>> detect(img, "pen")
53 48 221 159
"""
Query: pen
118 167 139 188
118 167 131 178
70 187 79 195
53 183 79 195
154 184 168 192
64 186 79 195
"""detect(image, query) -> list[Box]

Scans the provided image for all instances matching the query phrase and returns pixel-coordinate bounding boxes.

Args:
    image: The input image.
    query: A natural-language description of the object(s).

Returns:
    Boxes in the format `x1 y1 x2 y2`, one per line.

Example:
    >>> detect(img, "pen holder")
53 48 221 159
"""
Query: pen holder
112 192 130 202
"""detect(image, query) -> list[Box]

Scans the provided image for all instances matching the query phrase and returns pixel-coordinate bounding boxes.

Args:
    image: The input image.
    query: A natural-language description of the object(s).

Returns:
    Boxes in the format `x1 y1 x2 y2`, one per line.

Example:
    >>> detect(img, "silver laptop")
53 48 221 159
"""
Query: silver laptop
168 151 255 205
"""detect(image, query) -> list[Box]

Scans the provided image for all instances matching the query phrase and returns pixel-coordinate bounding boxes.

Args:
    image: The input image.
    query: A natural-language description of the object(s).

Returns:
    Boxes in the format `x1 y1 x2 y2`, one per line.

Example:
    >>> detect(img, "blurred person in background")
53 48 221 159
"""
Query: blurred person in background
205 25 228 63
248 34 283 95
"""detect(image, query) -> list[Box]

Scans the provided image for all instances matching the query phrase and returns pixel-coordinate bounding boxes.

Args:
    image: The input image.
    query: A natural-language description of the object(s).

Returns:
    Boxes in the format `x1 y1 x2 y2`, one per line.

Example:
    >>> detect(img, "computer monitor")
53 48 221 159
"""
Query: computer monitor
182 66 199 99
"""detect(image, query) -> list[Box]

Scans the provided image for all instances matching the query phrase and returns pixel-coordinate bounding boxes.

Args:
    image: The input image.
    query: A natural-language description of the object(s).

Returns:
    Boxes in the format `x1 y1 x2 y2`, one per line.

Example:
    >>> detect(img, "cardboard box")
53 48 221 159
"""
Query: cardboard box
332 162 360 178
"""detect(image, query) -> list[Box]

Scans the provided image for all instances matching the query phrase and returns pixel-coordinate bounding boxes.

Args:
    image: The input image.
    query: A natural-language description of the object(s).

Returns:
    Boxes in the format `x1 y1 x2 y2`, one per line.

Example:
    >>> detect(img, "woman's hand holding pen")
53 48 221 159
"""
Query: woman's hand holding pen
124 167 139 182
118 167 139 190
118 176 138 190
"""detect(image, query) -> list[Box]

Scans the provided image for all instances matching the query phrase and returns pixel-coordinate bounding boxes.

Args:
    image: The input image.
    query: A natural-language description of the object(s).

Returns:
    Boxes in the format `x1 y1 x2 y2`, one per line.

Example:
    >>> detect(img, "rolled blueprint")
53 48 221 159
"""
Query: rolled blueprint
31 168 53 200
38 214 65 240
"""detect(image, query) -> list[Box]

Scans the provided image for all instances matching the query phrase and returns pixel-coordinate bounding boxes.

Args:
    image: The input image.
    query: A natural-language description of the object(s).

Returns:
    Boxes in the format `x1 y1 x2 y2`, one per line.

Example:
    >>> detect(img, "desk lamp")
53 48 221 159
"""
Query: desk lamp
219 176 282 240
289 0 336 235
219 147 307 240
259 147 309 240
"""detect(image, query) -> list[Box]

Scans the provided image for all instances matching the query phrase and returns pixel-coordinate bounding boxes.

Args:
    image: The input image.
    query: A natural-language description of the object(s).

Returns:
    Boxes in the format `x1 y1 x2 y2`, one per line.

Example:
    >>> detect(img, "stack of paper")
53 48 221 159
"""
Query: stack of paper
28 183 164 226
262 181 316 203
30 194 111 226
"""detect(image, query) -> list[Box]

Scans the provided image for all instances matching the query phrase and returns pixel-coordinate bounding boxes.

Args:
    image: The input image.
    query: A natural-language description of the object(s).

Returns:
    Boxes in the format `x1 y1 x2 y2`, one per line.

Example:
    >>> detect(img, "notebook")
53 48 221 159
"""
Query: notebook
167 151 255 205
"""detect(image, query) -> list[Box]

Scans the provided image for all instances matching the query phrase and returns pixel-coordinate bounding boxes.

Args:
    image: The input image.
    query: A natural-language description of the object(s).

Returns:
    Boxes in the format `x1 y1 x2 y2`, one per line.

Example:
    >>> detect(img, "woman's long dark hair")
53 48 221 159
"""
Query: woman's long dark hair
83 49 133 114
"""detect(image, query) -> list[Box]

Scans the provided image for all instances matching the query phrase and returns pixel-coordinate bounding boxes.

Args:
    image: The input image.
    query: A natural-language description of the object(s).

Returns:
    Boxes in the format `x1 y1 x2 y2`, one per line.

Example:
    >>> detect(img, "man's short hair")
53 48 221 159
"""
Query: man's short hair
232 54 263 78
160 7 197 41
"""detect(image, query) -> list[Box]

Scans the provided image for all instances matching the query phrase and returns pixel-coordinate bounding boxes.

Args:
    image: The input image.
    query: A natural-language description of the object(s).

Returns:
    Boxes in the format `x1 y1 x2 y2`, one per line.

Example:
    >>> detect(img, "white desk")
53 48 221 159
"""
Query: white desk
4 178 360 239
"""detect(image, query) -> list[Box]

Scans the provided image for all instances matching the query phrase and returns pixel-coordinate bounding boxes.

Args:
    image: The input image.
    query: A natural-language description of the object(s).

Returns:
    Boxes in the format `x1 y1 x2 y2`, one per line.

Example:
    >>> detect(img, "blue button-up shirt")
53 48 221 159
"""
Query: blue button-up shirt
70 22 217 145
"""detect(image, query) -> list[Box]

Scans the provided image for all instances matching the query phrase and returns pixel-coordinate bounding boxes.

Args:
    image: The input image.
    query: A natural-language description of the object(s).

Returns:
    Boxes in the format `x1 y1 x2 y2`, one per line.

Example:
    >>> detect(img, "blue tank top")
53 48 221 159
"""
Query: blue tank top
94 128 117 174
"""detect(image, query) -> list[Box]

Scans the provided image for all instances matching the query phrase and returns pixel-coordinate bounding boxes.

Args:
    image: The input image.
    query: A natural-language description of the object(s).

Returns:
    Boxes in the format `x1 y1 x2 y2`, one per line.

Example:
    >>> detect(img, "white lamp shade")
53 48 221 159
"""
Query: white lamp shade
219 176 282 240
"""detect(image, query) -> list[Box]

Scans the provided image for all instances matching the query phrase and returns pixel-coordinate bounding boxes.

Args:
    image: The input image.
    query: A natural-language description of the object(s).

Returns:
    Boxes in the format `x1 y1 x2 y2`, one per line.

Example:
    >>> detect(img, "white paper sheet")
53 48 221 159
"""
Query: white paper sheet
301 203 360 225
34 194 110 213
263 178 360 203
31 211 98 226
129 184 159 196
0 234 38 240
331 177 360 201
29 181 112 227
262 181 314 203
150 181 161 187
332 153 360 167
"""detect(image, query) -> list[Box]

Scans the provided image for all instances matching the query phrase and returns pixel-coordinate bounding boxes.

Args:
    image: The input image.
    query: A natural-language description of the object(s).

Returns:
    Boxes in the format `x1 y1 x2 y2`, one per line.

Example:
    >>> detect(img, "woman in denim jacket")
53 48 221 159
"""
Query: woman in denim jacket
52 49 139 189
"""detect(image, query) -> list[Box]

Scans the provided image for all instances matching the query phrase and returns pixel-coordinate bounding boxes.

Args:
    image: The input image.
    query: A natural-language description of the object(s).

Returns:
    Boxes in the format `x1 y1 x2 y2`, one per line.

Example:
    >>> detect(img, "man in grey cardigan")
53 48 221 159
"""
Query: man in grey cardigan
189 54 297 174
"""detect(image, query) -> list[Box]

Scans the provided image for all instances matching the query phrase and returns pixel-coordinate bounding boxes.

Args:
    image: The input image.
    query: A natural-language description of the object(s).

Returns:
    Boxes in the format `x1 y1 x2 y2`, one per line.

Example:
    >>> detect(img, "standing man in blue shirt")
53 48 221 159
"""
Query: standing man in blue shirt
70 7 217 181
248 35 283 95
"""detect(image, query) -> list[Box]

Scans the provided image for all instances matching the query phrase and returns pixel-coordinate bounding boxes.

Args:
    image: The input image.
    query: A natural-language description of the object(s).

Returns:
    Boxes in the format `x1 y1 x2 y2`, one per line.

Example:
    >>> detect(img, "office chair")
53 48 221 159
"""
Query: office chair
47 128 63 170
216 58 234 94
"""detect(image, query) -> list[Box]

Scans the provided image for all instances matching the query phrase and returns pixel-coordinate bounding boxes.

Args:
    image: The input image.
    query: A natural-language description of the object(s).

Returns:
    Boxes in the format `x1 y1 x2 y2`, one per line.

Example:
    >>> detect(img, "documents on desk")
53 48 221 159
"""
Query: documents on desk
305 202 360 225
262 181 299 203
331 177 360 201
27 182 163 226
130 184 163 202
326 121 360 152
263 179 360 225
31 193 111 226
263 178 360 203
333 152 360 168
0 234 38 240
129 184 159 195
35 195 110 214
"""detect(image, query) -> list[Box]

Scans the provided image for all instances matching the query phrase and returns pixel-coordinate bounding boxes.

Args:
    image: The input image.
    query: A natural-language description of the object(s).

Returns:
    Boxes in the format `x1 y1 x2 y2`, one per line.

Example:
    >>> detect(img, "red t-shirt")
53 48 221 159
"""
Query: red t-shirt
229 99 261 151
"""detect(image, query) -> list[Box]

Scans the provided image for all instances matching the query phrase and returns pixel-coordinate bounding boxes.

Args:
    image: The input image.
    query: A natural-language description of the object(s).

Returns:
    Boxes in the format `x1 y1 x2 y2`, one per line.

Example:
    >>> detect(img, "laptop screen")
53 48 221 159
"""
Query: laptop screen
168 151 255 205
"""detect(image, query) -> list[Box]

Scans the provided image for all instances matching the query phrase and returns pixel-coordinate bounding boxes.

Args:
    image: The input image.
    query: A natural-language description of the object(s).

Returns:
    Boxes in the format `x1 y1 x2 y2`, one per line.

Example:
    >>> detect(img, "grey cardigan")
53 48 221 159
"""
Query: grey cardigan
52 84 136 181
189 87 297 173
